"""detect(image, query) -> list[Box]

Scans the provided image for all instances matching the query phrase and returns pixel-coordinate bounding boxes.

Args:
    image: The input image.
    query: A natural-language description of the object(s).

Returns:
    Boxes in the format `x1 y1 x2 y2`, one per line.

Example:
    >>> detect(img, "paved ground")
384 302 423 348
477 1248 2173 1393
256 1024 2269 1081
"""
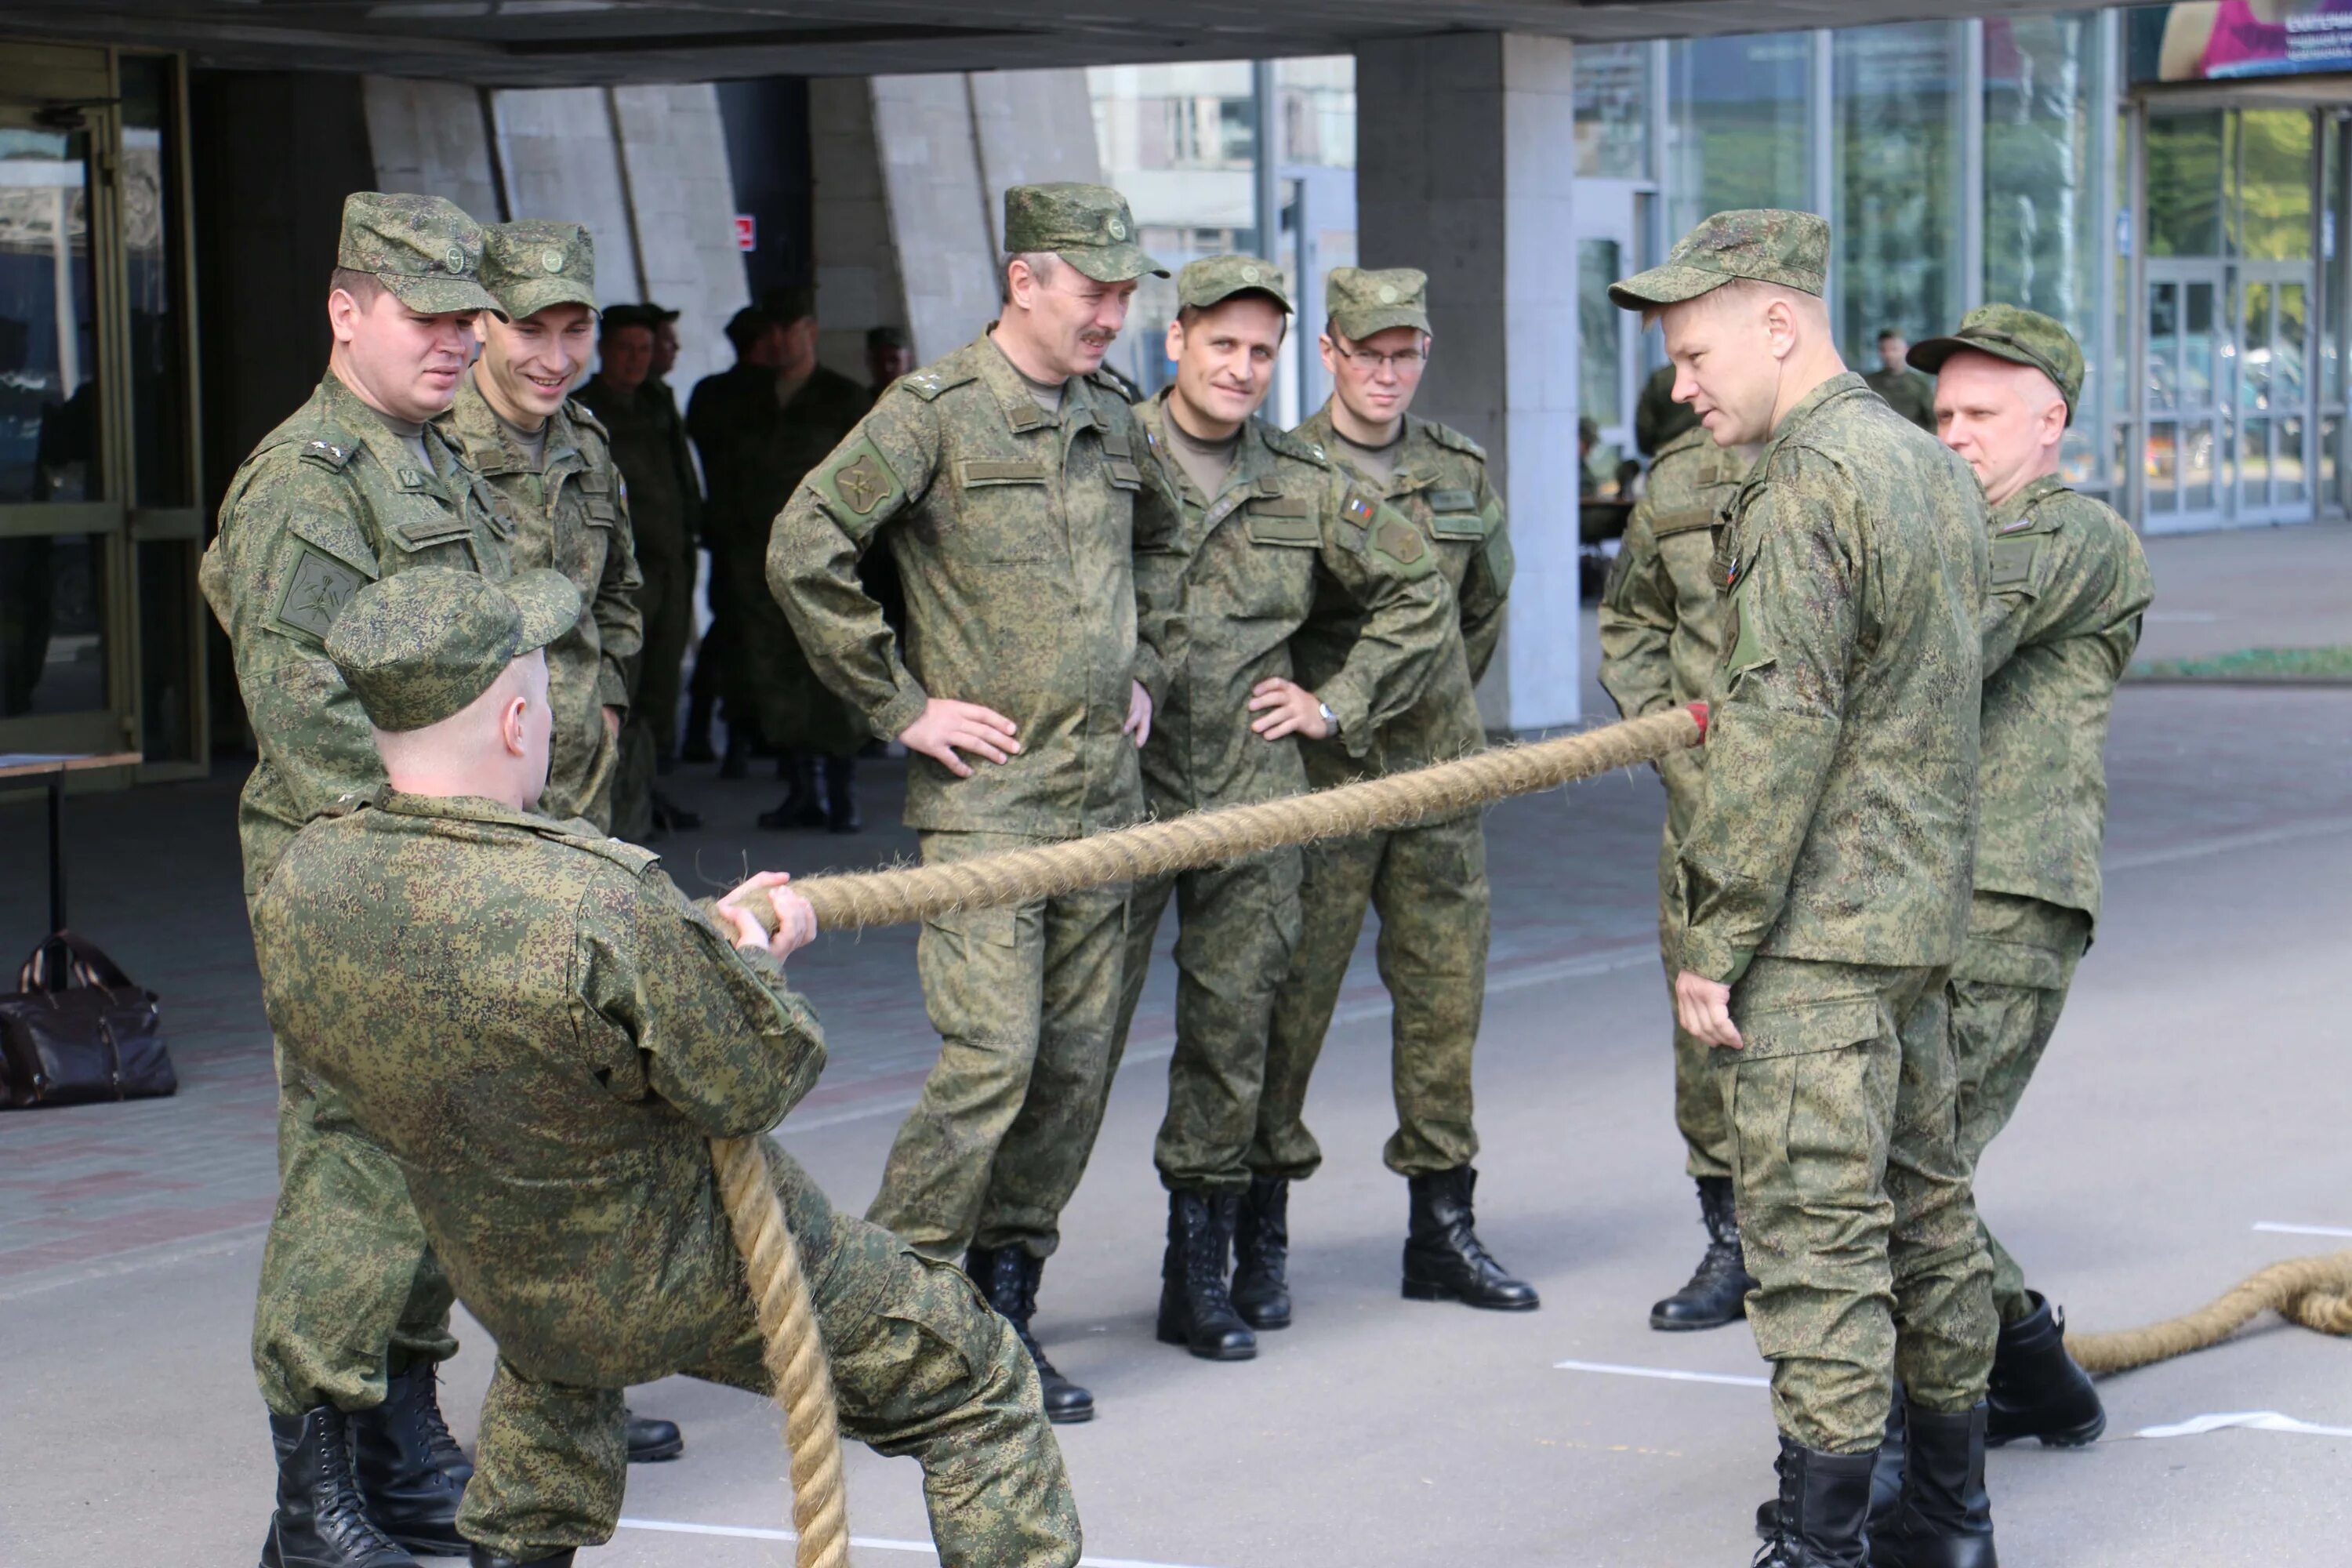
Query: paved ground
3 522 2348 1566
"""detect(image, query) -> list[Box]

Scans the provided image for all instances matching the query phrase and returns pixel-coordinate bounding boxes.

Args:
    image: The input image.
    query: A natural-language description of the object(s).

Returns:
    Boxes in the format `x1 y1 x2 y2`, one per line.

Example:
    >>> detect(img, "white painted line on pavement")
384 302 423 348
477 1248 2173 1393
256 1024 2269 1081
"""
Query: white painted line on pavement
1554 1359 1770 1388
2107 815 2352 873
2132 1410 2352 1441
2253 1221 2352 1238
618 1516 1225 1567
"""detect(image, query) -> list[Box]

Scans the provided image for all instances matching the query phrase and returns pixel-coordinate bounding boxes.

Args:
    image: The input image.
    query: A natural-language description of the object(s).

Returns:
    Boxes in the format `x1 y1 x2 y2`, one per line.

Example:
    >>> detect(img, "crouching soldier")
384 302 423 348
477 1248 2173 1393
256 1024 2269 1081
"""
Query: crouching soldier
248 566 1080 1568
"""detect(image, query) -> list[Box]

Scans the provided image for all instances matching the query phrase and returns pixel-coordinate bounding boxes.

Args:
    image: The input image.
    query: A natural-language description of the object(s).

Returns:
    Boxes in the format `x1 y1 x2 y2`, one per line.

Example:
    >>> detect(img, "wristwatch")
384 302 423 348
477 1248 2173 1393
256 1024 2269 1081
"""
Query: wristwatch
1316 700 1340 736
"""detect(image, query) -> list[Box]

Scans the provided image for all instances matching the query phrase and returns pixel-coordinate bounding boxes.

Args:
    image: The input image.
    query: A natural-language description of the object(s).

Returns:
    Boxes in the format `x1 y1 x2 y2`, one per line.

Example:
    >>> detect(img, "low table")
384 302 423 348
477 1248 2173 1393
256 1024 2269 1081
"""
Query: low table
2 752 143 934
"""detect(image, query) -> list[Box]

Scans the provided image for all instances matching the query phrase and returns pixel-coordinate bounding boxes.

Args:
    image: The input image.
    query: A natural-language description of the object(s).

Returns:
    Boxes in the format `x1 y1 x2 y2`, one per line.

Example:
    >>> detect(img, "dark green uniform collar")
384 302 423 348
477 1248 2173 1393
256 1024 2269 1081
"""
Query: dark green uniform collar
374 788 610 842
975 328 1116 436
1991 471 2069 531
1755 371 1872 465
316 370 462 498
443 370 586 479
1138 389 1284 516
1296 401 1442 495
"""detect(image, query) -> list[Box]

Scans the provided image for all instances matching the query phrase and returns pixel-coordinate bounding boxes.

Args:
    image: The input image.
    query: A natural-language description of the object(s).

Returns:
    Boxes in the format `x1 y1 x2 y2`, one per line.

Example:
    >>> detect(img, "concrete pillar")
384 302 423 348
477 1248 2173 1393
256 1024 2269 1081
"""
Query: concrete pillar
607 85 754 396
363 78 501 223
809 77 909 383
1355 34 1581 732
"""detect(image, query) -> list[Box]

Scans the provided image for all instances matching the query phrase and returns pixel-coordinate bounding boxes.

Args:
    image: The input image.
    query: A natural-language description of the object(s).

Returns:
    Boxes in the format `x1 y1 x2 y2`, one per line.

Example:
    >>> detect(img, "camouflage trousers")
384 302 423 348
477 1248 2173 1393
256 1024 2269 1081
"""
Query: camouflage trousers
460 1141 1080 1566
1950 891 2091 1328
1720 957 1995 1454
1109 848 1305 1192
252 1047 455 1416
868 829 1131 1261
1254 809 1490 1181
1657 813 1731 1180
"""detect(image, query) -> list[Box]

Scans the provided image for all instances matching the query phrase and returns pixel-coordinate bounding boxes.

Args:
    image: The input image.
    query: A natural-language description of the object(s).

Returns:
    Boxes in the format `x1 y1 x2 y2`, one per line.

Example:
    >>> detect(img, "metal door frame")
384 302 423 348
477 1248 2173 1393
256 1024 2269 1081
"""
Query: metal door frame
2142 257 2234 535
2234 256 2317 524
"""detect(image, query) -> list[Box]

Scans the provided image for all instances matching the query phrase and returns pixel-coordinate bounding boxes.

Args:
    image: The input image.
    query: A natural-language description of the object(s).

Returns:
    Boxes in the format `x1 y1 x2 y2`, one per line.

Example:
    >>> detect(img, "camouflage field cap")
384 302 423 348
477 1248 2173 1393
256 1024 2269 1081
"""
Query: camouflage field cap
1327 267 1429 340
1003 182 1167 282
325 568 581 734
336 192 502 318
1177 255 1293 314
1608 209 1829 310
1908 303 2085 422
480 221 597 321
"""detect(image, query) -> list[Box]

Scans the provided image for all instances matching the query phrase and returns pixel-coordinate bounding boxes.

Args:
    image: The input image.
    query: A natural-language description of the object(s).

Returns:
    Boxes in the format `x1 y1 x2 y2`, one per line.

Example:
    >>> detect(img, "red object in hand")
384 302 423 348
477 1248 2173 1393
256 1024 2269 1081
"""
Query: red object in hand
1689 701 1710 740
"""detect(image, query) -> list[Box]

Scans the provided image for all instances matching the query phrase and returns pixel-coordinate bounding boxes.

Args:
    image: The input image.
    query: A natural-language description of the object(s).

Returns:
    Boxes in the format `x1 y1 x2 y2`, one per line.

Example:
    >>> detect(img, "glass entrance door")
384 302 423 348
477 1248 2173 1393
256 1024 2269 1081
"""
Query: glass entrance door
2237 261 2313 523
1576 180 1648 496
2143 261 2230 532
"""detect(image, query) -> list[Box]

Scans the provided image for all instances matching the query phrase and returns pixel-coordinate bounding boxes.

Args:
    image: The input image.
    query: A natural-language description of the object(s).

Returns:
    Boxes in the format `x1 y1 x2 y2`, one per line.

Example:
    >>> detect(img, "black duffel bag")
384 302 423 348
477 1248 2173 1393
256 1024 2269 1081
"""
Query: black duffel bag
0 931 176 1109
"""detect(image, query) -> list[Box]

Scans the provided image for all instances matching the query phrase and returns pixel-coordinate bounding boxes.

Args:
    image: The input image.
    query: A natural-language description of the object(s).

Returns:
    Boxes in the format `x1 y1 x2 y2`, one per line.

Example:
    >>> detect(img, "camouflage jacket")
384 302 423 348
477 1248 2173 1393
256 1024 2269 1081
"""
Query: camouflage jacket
199 371 512 896
1975 475 2152 924
1599 425 1750 837
1864 365 1938 433
768 332 1185 836
1678 372 1988 982
1131 392 1450 815
251 790 832 1389
1289 405 1512 782
441 374 643 824
572 372 702 568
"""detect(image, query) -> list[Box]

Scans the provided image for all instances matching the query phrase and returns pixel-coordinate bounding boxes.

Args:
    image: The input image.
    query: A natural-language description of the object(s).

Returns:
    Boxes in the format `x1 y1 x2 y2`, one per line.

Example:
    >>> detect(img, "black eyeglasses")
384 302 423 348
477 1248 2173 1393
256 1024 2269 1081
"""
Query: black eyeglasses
1331 339 1428 373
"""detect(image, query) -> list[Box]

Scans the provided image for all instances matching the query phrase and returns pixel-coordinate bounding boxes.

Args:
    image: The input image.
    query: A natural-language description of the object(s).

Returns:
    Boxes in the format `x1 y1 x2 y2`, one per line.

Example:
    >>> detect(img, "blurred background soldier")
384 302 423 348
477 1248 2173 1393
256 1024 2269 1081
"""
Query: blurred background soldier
575 303 703 837
1865 327 1937 432
769 182 1181 1424
1598 379 1760 1336
1913 305 2152 1455
684 304 785 774
1256 266 1535 1318
866 322 914 395
1113 256 1449 1361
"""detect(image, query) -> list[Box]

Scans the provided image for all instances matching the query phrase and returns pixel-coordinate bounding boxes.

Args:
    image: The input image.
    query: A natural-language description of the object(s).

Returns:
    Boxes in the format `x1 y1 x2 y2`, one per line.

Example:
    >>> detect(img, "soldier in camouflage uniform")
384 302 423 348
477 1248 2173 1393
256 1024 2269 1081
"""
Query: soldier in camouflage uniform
201 192 506 1566
249 567 1080 1568
1106 257 1451 1360
1598 410 1761 1334
1911 306 2153 1452
1611 211 1996 1568
441 222 641 832
770 183 1181 1423
1635 361 1699 458
1250 266 1537 1316
1864 328 1937 433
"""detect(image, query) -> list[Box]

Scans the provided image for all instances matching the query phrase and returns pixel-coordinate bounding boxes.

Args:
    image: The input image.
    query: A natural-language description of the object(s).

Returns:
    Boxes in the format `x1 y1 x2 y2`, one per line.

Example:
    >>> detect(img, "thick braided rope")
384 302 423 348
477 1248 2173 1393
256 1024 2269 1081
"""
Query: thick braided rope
2068 1250 2352 1375
746 706 1704 934
710 1135 849 1568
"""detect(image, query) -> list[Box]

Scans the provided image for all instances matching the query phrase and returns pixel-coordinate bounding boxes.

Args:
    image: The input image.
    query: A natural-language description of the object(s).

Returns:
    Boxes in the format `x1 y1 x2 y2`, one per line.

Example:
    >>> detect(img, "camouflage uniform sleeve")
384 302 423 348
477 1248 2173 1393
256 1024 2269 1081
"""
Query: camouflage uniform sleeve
1456 462 1514 685
1308 465 1450 753
1127 417 1189 706
1596 499 1678 720
198 460 387 829
591 438 646 714
768 390 941 742
1981 506 2153 683
576 868 828 1138
1675 468 1858 983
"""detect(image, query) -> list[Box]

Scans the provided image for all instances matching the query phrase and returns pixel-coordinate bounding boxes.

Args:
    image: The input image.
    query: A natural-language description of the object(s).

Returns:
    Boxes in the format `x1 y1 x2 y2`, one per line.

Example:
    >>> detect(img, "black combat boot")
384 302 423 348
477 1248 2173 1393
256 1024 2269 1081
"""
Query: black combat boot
1987 1293 2104 1447
1759 1386 1906 1540
1156 1189 1258 1360
1231 1175 1292 1330
1867 1401 1997 1568
967 1245 1095 1424
1651 1175 1758 1330
1401 1166 1541 1311
822 753 862 834
350 1364 470 1555
262 1406 419 1568
1753 1437 1876 1568
623 1408 684 1463
758 753 827 830
466 1551 574 1567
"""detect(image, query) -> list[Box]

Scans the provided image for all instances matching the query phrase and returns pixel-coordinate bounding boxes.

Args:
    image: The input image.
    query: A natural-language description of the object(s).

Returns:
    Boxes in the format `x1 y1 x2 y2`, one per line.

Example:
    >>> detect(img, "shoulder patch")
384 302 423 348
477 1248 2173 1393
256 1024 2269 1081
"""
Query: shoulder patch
1425 421 1486 461
543 818 663 873
1341 490 1378 530
817 433 905 519
1372 514 1428 568
297 437 356 470
1261 423 1330 467
902 367 977 403
271 543 368 644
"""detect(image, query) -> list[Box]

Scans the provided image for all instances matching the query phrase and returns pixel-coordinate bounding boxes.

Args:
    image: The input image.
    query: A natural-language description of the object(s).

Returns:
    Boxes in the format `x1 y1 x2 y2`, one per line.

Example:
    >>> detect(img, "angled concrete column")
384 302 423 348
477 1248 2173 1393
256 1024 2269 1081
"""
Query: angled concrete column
1355 33 1580 732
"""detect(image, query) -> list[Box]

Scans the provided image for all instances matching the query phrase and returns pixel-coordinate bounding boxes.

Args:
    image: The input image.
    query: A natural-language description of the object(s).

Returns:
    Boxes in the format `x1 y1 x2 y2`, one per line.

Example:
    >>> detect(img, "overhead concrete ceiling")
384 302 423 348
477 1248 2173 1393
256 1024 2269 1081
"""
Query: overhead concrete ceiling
0 0 2102 85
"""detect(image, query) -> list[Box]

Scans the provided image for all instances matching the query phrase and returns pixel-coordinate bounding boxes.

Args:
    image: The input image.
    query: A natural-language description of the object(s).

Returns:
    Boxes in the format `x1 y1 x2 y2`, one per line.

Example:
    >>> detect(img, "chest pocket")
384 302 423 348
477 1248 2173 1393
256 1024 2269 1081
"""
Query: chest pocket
575 470 620 528
382 493 480 568
1990 533 2042 593
1243 493 1320 547
1425 487 1486 541
954 456 1059 563
1651 506 1718 540
1098 430 1145 492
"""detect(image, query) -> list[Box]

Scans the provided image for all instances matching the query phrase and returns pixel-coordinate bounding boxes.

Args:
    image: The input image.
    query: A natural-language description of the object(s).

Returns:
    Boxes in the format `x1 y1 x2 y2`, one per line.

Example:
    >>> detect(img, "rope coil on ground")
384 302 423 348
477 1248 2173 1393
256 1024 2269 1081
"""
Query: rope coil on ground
711 1134 850 1568
2067 1249 2352 1376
